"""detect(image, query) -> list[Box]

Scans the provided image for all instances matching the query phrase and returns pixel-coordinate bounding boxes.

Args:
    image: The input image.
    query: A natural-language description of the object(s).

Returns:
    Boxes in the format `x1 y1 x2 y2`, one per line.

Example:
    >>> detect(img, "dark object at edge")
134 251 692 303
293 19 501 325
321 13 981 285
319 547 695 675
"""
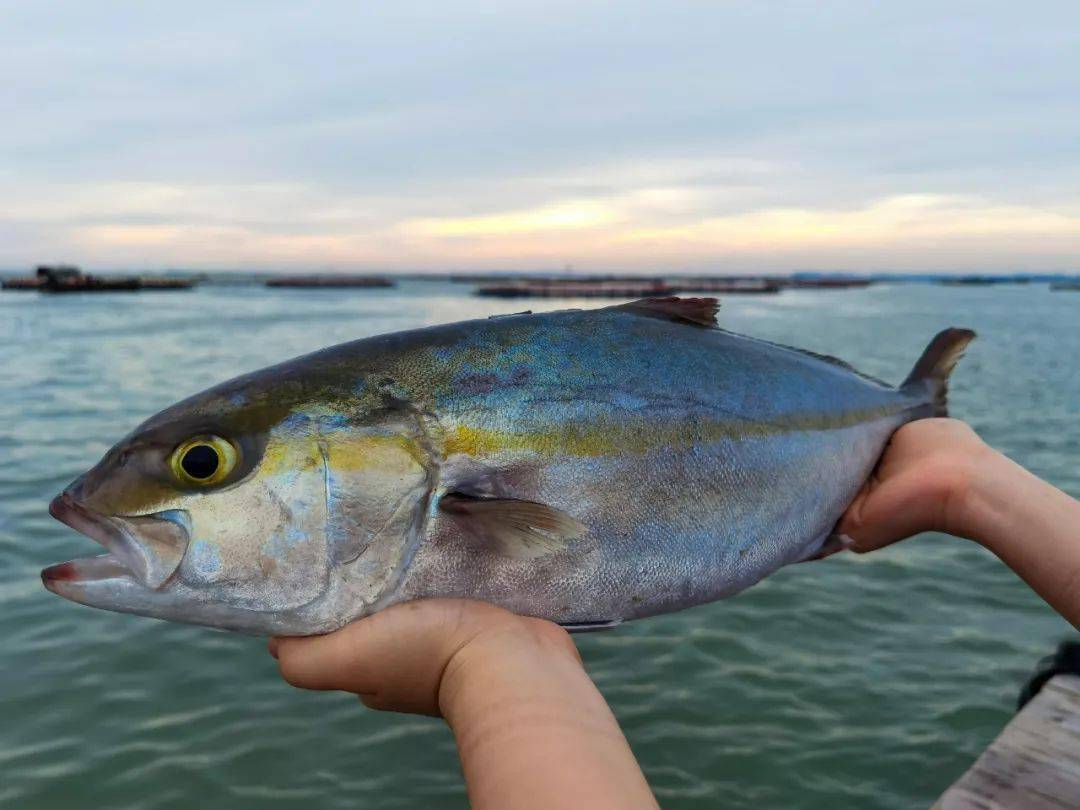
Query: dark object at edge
1018 639 1080 710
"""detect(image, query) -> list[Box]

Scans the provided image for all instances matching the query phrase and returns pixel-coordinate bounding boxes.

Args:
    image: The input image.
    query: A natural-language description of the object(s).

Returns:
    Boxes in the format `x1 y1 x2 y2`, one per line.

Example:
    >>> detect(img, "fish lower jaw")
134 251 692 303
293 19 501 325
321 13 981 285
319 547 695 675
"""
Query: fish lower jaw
46 492 189 591
47 491 145 580
42 553 137 588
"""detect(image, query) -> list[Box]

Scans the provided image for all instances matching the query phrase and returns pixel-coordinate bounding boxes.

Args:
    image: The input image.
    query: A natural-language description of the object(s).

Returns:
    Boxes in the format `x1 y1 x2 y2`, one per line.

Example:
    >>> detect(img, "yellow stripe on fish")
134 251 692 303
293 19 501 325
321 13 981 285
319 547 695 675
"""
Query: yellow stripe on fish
442 401 915 459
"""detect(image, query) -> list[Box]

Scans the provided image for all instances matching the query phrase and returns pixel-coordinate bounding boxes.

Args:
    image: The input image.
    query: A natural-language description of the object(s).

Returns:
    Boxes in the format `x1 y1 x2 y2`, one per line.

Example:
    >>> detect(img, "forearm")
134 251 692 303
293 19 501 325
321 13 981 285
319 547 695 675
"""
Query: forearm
440 624 658 810
961 450 1080 627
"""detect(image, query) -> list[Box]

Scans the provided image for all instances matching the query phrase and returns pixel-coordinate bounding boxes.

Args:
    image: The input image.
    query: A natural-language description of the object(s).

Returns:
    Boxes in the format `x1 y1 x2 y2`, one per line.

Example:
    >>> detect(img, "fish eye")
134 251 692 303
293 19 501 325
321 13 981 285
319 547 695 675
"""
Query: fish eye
169 435 239 487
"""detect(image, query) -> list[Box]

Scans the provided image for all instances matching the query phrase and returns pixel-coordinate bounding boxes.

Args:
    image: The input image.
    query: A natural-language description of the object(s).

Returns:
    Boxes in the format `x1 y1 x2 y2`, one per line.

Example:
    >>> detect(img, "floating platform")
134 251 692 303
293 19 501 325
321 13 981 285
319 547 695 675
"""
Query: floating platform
43 275 142 292
38 276 196 293
265 275 395 288
782 277 873 289
138 277 197 290
0 277 43 290
938 276 1030 286
3 266 196 293
472 275 863 298
672 277 782 294
1050 282 1080 292
935 674 1080 809
476 280 674 298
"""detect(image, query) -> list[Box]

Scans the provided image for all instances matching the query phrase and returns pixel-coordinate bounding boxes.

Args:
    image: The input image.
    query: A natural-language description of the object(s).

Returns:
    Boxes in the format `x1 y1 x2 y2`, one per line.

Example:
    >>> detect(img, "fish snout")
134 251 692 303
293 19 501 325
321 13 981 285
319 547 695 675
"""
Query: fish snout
45 492 189 591
58 473 89 503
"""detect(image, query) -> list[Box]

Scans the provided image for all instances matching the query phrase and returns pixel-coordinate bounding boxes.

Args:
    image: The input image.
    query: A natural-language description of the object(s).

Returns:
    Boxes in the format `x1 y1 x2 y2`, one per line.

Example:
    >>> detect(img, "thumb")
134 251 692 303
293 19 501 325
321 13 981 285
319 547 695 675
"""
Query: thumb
837 472 941 553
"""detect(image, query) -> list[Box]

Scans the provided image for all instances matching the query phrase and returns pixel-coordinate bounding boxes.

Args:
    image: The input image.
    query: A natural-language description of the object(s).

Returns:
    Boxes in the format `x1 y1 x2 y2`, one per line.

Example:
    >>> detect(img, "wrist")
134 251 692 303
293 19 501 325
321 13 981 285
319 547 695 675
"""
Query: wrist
948 445 1021 546
438 616 583 724
437 617 659 810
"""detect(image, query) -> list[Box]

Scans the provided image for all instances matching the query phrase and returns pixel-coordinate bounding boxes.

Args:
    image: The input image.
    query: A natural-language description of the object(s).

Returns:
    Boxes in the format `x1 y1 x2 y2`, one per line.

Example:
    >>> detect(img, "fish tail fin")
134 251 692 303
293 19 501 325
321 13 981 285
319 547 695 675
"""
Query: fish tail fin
900 328 976 417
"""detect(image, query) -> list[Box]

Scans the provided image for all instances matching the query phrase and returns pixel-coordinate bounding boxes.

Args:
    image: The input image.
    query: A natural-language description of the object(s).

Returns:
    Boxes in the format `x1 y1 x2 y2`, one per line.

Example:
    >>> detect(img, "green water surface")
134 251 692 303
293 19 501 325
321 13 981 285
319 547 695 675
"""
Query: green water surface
1 281 1075 809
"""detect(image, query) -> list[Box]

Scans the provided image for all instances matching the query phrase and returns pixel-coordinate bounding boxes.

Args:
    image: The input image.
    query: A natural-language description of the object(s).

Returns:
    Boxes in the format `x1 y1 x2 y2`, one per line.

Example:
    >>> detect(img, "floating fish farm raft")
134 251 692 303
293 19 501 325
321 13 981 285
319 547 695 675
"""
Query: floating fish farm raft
476 279 674 298
0 266 196 293
264 275 395 288
470 275 867 298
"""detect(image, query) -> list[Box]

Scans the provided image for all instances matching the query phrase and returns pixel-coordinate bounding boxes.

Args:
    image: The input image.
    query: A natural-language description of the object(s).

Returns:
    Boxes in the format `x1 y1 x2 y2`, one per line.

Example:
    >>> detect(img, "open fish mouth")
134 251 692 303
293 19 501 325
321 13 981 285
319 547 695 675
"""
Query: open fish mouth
41 493 288 635
42 493 189 592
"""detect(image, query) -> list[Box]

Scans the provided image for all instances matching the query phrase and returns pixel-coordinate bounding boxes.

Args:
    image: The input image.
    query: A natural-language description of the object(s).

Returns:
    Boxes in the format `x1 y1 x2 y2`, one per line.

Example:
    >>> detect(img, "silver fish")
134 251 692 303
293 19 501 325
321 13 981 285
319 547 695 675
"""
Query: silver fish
42 298 974 635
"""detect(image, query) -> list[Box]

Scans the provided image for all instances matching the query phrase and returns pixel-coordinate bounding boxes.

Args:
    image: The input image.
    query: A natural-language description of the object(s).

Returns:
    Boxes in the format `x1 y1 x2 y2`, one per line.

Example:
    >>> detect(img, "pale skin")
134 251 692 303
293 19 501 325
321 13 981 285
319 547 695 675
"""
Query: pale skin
270 418 1080 808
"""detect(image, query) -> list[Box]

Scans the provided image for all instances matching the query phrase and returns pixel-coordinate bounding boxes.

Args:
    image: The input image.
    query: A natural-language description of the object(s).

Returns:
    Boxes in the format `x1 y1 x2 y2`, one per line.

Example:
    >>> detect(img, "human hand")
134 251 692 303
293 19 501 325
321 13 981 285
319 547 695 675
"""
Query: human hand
271 600 659 809
837 418 999 553
269 598 580 717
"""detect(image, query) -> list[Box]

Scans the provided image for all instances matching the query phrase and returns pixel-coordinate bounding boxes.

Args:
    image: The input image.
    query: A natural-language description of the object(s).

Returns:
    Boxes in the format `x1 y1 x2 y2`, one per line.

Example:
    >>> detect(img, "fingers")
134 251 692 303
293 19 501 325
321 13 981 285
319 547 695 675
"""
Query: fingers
837 472 940 553
270 599 517 716
833 417 994 555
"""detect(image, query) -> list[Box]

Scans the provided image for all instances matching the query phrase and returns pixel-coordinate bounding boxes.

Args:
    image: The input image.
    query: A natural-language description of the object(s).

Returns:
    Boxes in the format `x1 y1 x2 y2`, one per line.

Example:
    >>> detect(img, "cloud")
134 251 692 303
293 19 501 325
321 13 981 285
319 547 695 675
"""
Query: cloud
1 1 1078 271
404 201 621 237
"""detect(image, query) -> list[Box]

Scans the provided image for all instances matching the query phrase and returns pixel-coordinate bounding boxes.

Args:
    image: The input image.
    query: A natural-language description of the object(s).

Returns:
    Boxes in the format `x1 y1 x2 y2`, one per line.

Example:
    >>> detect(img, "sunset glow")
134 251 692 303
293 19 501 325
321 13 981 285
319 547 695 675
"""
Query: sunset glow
3 2 1077 273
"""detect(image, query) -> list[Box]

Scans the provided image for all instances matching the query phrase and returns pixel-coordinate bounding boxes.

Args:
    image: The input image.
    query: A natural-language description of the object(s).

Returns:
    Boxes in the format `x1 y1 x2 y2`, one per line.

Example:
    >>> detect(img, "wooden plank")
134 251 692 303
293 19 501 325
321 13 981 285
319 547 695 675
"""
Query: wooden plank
935 674 1080 809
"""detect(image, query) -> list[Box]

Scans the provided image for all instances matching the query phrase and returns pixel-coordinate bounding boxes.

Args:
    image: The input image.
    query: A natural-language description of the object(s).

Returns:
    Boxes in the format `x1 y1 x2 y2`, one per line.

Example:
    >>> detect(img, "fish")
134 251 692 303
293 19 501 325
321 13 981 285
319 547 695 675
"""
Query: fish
41 297 975 635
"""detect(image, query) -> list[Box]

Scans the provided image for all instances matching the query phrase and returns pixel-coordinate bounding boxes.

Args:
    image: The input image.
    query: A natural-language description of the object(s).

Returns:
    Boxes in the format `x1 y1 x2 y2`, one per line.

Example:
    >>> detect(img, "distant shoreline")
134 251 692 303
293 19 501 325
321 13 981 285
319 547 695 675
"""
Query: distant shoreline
2 269 1078 286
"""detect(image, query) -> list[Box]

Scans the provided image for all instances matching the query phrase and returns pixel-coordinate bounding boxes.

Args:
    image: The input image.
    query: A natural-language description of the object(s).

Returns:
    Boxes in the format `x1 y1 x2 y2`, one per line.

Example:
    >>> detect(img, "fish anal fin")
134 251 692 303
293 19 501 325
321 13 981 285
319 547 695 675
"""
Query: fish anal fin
798 532 856 563
559 619 623 633
615 296 719 328
439 493 586 560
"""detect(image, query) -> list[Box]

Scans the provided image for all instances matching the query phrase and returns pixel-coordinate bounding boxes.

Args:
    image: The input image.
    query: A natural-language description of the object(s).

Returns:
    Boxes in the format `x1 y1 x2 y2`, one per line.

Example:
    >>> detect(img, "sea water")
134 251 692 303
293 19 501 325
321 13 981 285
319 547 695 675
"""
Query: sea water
1 280 1076 809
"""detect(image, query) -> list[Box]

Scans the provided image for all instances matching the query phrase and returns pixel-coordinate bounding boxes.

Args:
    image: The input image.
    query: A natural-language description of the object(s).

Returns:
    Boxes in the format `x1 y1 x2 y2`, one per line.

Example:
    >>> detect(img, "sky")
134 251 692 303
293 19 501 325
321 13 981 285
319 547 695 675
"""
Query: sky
2 1 1079 274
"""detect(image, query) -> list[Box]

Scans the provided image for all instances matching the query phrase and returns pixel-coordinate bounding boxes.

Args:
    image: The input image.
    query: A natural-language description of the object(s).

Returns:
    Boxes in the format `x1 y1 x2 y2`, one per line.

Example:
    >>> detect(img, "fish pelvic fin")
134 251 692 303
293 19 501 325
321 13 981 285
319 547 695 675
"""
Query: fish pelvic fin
438 493 587 560
614 296 719 328
901 328 976 417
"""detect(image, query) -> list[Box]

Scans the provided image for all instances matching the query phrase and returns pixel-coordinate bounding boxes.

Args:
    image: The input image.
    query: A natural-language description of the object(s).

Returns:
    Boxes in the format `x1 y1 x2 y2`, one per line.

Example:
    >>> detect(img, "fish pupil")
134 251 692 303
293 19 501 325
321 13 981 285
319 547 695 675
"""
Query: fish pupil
182 445 219 480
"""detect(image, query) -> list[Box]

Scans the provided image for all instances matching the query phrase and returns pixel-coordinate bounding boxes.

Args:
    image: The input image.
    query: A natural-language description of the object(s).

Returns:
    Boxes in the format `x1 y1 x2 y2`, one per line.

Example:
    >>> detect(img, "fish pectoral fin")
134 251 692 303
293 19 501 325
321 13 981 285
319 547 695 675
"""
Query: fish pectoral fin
439 493 586 560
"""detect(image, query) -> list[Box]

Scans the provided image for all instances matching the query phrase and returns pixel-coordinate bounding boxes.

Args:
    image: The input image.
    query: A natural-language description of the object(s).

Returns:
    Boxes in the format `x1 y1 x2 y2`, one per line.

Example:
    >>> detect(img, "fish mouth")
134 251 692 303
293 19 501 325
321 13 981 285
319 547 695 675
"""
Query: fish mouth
42 493 189 592
41 492 316 635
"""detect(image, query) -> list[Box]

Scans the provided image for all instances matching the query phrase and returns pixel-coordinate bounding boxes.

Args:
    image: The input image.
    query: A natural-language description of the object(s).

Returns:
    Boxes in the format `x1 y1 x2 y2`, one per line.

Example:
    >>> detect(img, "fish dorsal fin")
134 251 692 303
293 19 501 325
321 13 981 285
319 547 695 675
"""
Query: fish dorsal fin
439 493 586 560
792 347 863 376
614 296 719 328
738 332 893 388
792 345 910 387
784 345 893 387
